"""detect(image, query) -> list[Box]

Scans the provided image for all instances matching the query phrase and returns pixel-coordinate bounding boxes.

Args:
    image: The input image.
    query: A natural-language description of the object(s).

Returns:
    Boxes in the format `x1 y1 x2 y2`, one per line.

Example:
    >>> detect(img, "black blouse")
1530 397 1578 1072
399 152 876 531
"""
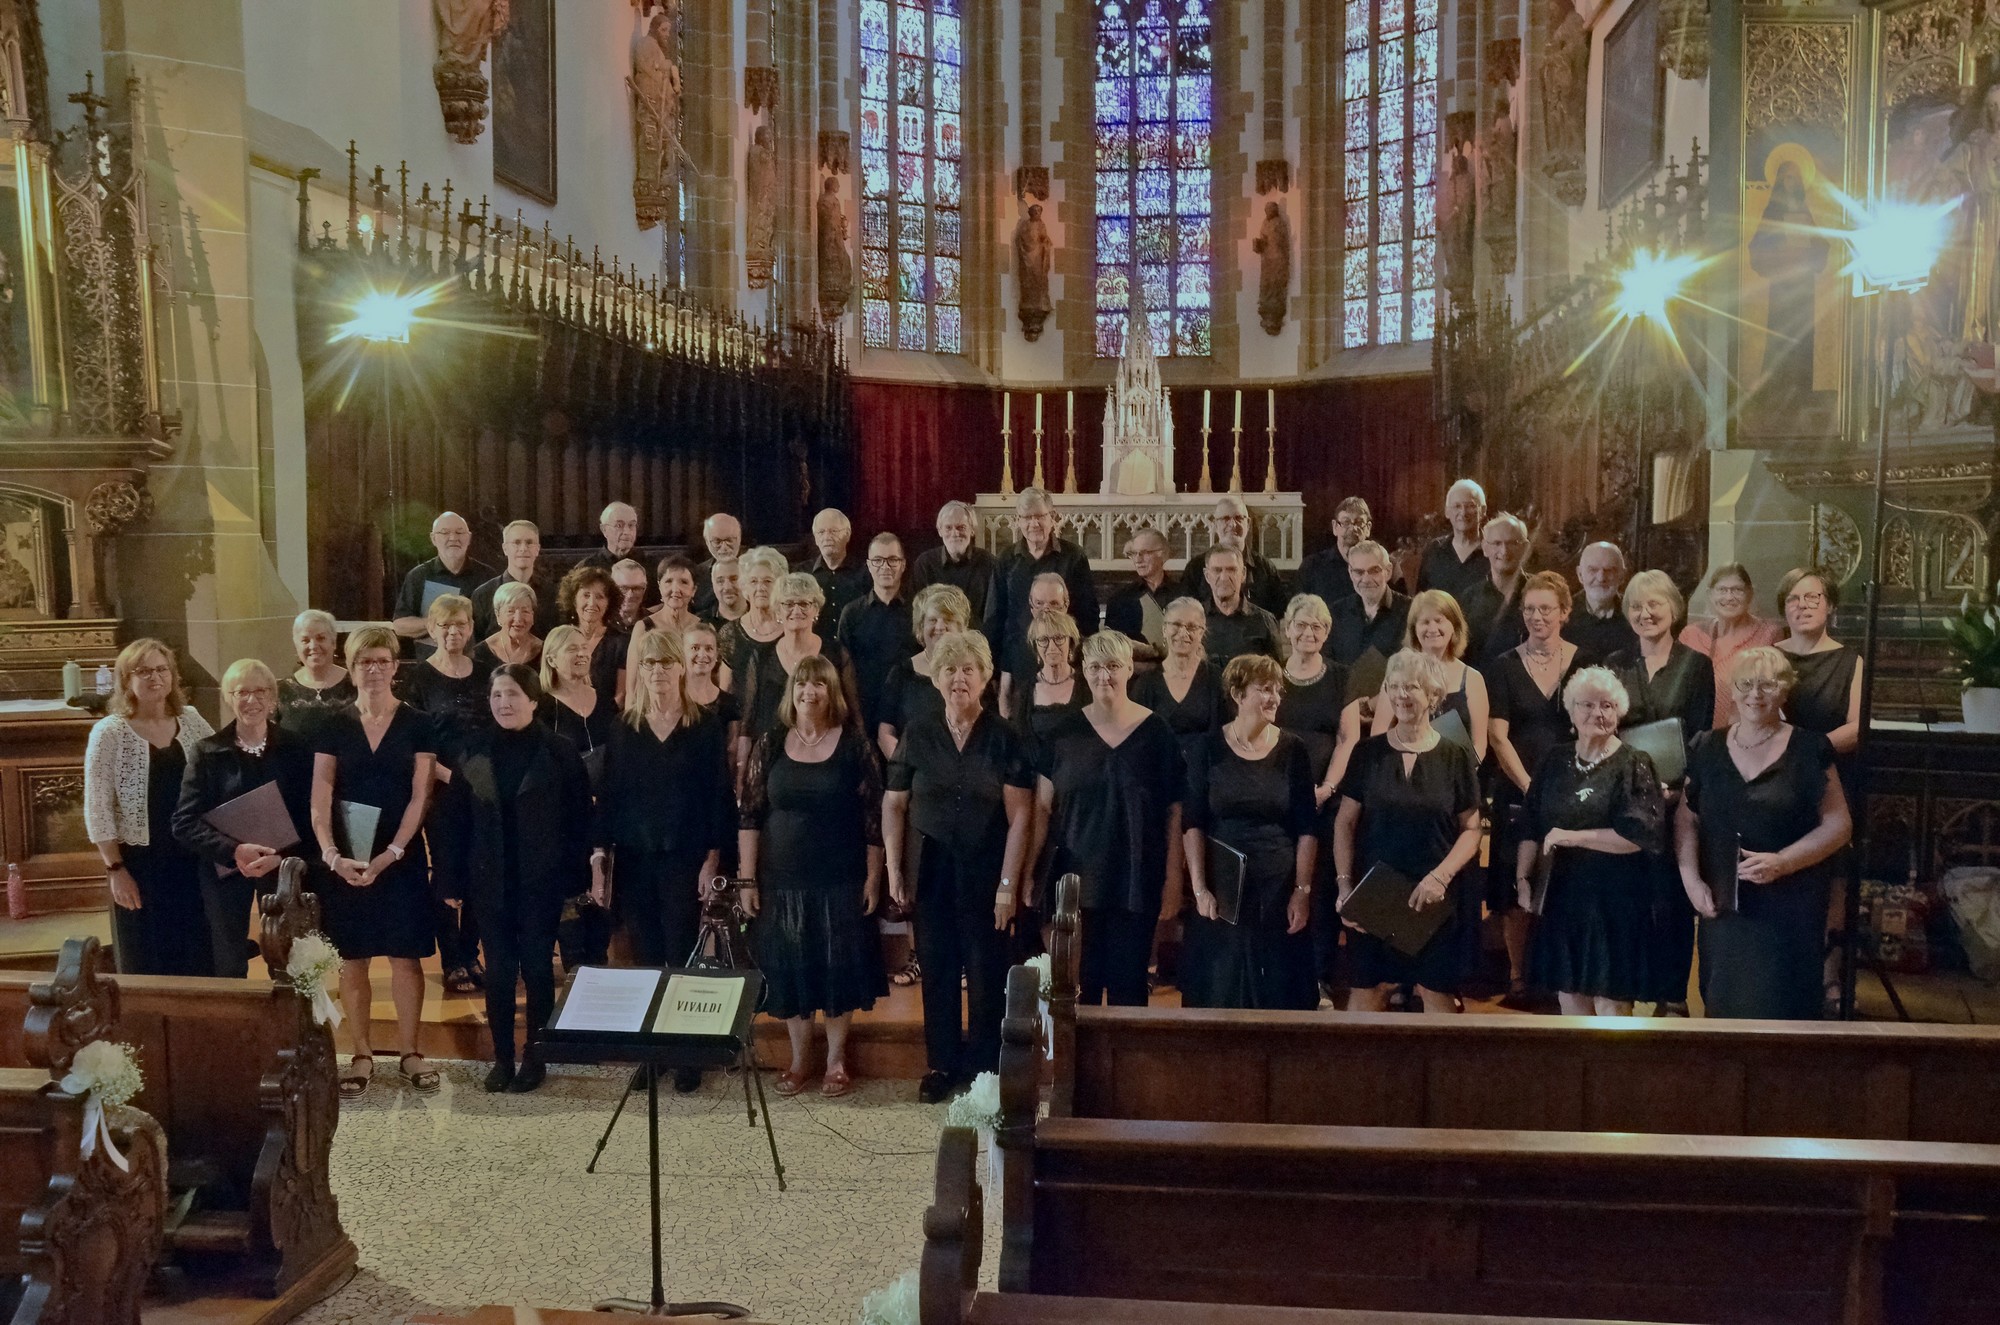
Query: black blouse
1040 710 1186 912
396 659 489 763
1338 734 1481 882
1276 661 1349 782
593 709 734 857
1486 648 1582 794
1684 727 1840 884
880 657 997 738
275 675 356 744
1608 642 1716 756
173 723 315 883
470 637 544 679
738 637 866 742
1782 646 1859 738
887 711 1034 865
1518 743 1668 853
1184 729 1318 845
313 705 437 857
1130 662 1226 751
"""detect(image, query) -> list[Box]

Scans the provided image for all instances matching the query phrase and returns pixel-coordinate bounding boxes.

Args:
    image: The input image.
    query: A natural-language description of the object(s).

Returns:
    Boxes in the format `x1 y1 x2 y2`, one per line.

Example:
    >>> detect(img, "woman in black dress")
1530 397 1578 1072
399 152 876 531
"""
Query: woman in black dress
1132 597 1227 751
84 639 216 976
876 582 974 760
174 659 313 977
309 625 440 1098
717 546 787 689
277 609 356 743
1486 570 1584 1005
472 580 544 675
1274 592 1350 999
1333 649 1483 1012
1181 654 1319 1009
396 592 487 996
538 624 614 762
1514 666 1668 1015
884 630 1034 1102
557 565 629 706
625 554 701 680
456 665 592 1094
1607 569 1714 1011
1000 572 1074 719
737 571 865 764
684 621 743 787
1676 646 1852 1019
1011 609 1089 762
740 653 887 1098
1370 589 1489 759
1033 630 1186 1007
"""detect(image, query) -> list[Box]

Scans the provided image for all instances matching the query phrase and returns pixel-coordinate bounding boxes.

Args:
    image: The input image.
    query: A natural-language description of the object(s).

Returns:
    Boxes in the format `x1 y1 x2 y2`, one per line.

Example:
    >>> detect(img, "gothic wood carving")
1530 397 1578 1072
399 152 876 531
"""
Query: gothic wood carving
255 987 348 1294
1013 202 1054 342
1013 165 1050 202
82 480 150 536
28 772 84 814
629 3 682 231
920 1128 983 1325
1256 158 1291 194
1660 0 1710 81
744 66 780 113
746 124 777 290
816 176 852 323
257 858 321 978
818 130 851 175
993 962 1041 1294
24 935 118 1079
15 1104 167 1325
432 0 509 144
1479 100 1520 274
1540 0 1591 207
1254 198 1293 335
1745 22 1849 130
1045 871 1079 1118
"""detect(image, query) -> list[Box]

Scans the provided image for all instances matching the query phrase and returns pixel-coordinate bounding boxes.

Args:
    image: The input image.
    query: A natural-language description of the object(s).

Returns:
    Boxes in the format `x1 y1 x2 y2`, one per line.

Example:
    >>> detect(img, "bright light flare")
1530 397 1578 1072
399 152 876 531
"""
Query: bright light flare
334 288 428 344
1843 196 1957 294
1611 249 1702 325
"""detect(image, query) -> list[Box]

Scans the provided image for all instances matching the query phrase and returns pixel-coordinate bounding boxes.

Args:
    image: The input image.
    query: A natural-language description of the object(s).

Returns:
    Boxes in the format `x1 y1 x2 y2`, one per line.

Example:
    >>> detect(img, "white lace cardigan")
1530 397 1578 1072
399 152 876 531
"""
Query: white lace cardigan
83 708 215 847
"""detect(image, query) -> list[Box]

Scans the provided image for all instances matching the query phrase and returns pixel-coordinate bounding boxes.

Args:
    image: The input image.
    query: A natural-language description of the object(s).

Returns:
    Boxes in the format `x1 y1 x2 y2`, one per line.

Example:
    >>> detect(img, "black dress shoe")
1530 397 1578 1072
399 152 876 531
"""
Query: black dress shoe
673 1067 702 1094
508 1054 546 1092
918 1070 955 1105
483 1061 515 1093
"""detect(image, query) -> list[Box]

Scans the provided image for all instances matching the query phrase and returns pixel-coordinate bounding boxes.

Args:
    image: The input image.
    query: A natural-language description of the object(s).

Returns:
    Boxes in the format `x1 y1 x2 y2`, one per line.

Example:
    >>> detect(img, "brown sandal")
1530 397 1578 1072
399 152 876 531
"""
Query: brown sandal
773 1069 811 1097
399 1052 442 1094
820 1064 853 1098
339 1055 373 1099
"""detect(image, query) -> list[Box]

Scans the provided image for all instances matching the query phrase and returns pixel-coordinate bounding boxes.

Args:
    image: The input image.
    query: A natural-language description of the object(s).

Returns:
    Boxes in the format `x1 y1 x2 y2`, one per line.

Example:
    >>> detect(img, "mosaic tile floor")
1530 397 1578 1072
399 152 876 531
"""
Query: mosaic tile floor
294 1060 999 1325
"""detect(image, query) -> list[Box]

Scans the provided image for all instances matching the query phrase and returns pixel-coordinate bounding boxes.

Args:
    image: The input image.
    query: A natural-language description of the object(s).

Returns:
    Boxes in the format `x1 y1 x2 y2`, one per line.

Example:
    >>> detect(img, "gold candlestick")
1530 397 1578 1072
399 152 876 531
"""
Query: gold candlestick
1031 424 1046 490
1197 426 1214 493
1063 423 1079 494
1263 422 1279 494
999 424 1016 499
1228 423 1244 494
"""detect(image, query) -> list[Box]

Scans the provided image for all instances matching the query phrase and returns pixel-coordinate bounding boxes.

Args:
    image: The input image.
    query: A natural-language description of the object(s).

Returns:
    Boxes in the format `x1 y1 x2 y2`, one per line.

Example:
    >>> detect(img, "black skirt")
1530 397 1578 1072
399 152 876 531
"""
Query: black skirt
1179 833 1315 1011
1527 851 1653 1002
311 857 437 961
750 883 888 1020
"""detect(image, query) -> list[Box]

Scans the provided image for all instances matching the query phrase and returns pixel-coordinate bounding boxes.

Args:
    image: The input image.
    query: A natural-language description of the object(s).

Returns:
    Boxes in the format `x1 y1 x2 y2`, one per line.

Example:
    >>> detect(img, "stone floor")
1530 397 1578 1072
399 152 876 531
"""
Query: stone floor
292 1060 998 1325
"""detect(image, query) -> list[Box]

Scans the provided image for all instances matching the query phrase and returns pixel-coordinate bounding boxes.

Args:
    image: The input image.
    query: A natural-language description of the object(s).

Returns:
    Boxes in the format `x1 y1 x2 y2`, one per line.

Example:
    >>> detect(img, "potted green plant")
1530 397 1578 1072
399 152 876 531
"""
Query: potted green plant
1943 583 2000 732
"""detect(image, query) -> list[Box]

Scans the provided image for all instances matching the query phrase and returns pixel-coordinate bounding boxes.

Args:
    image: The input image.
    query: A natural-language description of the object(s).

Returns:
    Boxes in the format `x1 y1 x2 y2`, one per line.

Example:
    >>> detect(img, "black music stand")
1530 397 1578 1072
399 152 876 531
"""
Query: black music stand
541 965 783 1318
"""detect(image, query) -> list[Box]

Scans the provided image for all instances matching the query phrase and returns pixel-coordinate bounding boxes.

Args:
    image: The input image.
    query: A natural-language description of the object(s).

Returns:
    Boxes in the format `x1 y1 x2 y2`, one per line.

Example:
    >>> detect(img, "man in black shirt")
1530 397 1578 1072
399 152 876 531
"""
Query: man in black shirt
689 511 742 617
1201 546 1281 665
393 510 495 653
471 519 558 638
1294 496 1372 611
837 532 918 735
1102 526 1174 658
909 499 996 624
611 558 651 631
578 501 640 571
703 557 747 630
1182 493 1288 613
1329 539 1410 666
983 485 1098 674
1460 512 1531 666
1569 540 1638 664
798 507 870 634
1416 479 1491 603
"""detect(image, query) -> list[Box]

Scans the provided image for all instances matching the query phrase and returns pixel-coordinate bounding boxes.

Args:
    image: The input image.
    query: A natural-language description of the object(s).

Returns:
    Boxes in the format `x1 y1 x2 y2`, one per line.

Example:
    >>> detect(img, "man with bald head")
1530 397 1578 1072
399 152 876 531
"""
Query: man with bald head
910 499 997 623
1182 494 1288 614
1460 512 1533 666
1417 478 1491 603
689 511 743 616
579 501 641 571
393 510 496 651
1568 540 1638 664
982 487 1098 679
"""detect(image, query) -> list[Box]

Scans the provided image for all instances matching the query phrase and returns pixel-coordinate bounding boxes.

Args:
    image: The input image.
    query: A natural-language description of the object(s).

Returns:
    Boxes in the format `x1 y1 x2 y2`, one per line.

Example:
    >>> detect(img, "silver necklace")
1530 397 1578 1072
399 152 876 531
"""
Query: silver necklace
1574 744 1615 773
236 733 268 756
795 724 833 749
1731 722 1781 751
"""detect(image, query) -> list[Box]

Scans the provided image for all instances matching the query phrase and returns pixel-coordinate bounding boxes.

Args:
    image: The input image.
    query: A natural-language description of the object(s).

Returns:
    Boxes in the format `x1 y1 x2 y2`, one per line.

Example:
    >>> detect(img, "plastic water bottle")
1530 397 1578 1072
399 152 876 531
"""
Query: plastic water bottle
94 663 114 696
6 863 25 922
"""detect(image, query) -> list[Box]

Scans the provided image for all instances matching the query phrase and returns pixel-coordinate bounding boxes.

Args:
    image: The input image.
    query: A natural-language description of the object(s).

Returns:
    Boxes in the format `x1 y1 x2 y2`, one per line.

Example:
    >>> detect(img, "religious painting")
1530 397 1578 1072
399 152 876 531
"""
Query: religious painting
1737 10 1861 441
492 0 556 204
1600 0 1665 207
0 490 51 619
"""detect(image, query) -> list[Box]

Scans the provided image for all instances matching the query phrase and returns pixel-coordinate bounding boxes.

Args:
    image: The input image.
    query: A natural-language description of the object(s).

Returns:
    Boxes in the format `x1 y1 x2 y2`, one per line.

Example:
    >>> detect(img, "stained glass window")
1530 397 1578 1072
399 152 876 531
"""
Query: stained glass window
1094 0 1212 357
860 0 962 353
1343 0 1438 346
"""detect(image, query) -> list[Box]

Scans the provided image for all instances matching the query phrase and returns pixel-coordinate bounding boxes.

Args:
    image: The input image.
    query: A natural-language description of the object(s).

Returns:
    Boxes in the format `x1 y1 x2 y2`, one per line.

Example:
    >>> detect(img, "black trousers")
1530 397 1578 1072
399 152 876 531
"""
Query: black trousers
423 797 482 973
615 847 706 968
200 872 258 979
1078 906 1156 1007
476 890 561 1064
914 843 1010 1076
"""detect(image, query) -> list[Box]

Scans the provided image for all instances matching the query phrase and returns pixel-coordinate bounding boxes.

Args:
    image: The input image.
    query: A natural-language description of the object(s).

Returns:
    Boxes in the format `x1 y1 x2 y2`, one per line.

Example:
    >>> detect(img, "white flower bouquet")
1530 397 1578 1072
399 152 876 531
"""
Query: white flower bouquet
286 931 343 1028
856 1268 919 1325
59 1039 144 1170
943 1070 1002 1132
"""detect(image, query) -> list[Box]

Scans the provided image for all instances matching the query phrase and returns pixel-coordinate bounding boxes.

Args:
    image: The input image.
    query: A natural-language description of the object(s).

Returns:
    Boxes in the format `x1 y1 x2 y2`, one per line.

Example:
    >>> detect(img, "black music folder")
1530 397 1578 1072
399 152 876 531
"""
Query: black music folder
1337 861 1453 958
1203 837 1247 925
1622 717 1687 786
199 780 300 855
1431 707 1473 751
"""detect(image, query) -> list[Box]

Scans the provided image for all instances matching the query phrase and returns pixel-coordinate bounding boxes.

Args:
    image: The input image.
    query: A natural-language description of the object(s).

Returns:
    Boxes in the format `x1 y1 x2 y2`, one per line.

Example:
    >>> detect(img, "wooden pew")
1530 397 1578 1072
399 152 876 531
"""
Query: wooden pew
0 936 168 1325
0 862 355 1310
988 967 2000 1325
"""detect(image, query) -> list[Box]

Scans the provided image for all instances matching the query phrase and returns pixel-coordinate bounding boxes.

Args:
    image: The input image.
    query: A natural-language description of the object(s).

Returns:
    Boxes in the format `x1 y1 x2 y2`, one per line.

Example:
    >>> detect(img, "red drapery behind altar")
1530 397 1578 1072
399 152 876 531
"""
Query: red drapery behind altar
850 374 1445 556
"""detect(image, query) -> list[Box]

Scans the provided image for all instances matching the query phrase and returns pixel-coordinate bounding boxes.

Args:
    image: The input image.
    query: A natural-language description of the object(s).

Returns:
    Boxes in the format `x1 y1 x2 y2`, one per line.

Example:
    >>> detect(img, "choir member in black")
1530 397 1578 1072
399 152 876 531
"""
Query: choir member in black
1294 496 1373 612
1032 630 1185 1006
1182 494 1289 614
839 532 918 738
738 572 866 765
1333 650 1483 1011
885 631 1033 1101
1275 593 1352 995
472 580 544 677
277 609 356 742
1514 667 1668 1014
1487 570 1583 1004
308 626 440 1097
1103 526 1174 659
718 547 788 687
1460 512 1531 666
1011 609 1087 763
541 624 616 971
1415 479 1490 602
1129 597 1227 758
684 621 743 788
1680 562 1782 728
983 486 1098 671
624 554 701 680
740 654 887 1098
1329 539 1410 667
799 507 871 635
471 519 558 638
1571 541 1638 664
1181 655 1320 1009
592 629 733 986
1201 545 1282 665
578 500 640 571
910 500 996 626
396 593 488 995
705 558 748 644
998 572 1073 717
391 510 494 653
456 665 591 1093
689 511 742 617
1371 590 1490 760
1676 647 1852 1019
557 564 629 705
611 558 652 632
175 659 313 977
878 583 975 759
85 639 216 977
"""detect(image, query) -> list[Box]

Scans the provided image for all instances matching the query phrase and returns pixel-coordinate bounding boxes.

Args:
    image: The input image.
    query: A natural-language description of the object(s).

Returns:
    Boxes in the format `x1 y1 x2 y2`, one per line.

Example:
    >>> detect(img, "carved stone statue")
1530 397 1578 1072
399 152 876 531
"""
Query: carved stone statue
1013 201 1054 341
1252 199 1291 335
432 0 509 145
1478 101 1519 275
817 176 853 322
746 124 777 290
1539 0 1590 207
629 7 681 231
1440 140 1477 296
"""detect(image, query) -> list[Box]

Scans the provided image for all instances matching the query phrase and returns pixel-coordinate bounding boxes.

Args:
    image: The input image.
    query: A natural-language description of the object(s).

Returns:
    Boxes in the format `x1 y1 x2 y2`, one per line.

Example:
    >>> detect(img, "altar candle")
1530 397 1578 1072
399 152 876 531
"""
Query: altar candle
1067 389 1075 432
1233 389 1242 431
1203 388 1212 429
1036 392 1043 431
1003 392 1010 432
1267 388 1276 429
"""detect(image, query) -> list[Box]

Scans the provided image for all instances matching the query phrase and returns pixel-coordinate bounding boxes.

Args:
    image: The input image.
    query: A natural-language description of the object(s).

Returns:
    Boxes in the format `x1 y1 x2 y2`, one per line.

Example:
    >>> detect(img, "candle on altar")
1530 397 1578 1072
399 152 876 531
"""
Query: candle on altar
1003 392 1010 431
1233 389 1242 431
1035 392 1043 431
1267 388 1276 429
1203 388 1212 429
1066 389 1074 432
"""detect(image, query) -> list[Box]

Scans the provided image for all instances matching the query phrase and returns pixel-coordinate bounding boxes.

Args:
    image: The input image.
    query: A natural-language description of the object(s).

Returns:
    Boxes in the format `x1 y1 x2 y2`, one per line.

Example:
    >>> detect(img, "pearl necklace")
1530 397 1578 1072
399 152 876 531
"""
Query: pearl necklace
795 724 833 749
236 733 268 757
1574 743 1616 773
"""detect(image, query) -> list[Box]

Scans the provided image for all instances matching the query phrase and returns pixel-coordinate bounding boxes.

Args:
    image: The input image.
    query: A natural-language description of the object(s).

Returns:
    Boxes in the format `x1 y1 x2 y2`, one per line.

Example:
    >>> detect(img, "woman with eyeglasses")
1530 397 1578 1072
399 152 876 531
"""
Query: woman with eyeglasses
1010 609 1089 762
1680 563 1781 727
85 639 217 976
277 609 356 743
1130 596 1227 755
538 624 615 970
1676 646 1852 1019
717 546 788 687
737 572 865 768
877 583 976 761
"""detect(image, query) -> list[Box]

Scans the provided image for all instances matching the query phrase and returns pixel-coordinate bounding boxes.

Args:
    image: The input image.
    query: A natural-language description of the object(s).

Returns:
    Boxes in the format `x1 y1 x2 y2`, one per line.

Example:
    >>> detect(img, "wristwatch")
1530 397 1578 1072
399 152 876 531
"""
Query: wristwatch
1293 882 1313 895
385 842 406 862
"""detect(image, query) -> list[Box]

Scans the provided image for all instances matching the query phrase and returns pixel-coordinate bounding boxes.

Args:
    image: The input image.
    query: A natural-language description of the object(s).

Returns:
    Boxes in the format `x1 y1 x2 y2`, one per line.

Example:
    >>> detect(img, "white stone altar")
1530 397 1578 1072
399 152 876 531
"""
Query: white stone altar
973 325 1304 572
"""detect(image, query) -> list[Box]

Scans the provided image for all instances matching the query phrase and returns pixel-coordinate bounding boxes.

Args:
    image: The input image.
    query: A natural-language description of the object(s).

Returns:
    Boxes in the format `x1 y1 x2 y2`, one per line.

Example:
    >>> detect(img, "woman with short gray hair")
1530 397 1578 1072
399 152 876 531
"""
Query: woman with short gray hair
278 608 356 742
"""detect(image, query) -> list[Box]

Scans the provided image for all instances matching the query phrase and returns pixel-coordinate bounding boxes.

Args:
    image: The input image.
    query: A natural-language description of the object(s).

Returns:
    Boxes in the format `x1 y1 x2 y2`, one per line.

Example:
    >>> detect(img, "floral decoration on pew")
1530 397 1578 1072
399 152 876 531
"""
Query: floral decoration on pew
1024 951 1052 999
287 931 344 1028
855 1267 920 1325
943 1070 1002 1132
59 1038 144 1171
